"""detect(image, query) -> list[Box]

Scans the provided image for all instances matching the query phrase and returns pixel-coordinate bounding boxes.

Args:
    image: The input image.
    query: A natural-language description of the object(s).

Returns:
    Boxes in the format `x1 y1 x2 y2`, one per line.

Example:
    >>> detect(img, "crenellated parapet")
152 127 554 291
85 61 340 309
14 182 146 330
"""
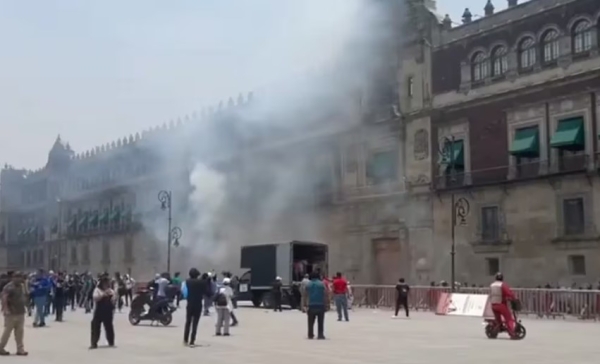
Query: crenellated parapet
66 91 253 164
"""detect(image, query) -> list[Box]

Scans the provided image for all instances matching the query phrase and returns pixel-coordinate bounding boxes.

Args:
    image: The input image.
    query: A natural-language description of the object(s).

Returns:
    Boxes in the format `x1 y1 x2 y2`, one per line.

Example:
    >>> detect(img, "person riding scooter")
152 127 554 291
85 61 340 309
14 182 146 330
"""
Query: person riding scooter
489 272 516 338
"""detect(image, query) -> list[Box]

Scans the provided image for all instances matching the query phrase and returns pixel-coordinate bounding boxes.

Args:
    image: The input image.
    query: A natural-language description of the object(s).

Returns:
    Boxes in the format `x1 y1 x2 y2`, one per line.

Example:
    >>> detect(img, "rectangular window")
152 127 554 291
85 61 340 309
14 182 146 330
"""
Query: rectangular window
563 197 585 236
486 258 500 276
481 206 500 242
442 139 465 186
568 255 586 275
367 150 397 185
407 76 414 97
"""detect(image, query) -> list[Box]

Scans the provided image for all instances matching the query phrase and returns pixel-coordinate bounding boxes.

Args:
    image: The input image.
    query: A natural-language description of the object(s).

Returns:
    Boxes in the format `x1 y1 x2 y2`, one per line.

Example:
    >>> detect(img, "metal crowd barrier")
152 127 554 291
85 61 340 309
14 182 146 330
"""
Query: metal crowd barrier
350 285 600 321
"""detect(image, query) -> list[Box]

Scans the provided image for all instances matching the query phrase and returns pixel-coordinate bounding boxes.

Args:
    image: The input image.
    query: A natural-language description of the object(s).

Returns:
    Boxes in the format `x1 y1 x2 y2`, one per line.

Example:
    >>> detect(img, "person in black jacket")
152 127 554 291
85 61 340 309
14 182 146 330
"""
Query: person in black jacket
394 278 410 318
272 277 283 312
183 269 212 347
54 273 66 322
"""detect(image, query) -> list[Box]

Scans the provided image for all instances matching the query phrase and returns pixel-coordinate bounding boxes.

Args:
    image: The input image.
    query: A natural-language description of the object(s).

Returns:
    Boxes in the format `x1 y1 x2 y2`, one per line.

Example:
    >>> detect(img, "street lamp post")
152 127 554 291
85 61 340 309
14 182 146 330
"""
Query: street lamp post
158 190 182 275
439 137 470 292
56 198 62 271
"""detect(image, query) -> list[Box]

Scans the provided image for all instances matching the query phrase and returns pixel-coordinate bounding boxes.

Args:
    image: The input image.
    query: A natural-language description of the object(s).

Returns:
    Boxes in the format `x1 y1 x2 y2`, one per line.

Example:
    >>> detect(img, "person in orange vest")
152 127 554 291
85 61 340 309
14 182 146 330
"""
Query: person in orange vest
489 272 516 338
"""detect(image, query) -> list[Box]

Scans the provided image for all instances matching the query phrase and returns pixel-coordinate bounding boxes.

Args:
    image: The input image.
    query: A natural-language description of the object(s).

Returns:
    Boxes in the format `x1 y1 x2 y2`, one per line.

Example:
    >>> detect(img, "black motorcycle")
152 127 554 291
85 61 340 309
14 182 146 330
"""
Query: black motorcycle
128 289 176 326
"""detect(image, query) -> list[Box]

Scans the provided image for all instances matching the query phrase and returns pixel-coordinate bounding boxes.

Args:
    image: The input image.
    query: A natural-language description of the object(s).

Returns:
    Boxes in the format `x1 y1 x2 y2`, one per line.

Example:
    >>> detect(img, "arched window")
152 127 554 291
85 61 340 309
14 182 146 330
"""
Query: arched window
518 37 537 69
541 29 560 62
572 20 592 54
491 46 508 76
471 52 488 82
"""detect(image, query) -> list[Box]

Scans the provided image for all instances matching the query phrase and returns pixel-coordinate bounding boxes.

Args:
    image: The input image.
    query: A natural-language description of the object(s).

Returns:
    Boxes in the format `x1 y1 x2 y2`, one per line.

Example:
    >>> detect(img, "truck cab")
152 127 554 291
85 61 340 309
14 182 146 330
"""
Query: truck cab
237 241 328 308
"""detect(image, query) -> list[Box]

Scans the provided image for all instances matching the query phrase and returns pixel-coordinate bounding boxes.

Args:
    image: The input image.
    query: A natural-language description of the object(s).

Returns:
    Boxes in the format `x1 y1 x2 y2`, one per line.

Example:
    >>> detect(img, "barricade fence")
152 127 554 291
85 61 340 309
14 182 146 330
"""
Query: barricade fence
350 285 600 321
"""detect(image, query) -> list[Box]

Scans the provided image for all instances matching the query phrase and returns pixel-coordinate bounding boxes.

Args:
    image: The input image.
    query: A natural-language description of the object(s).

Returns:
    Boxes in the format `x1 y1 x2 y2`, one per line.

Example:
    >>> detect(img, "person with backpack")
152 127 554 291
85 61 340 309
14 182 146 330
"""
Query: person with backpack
214 278 233 336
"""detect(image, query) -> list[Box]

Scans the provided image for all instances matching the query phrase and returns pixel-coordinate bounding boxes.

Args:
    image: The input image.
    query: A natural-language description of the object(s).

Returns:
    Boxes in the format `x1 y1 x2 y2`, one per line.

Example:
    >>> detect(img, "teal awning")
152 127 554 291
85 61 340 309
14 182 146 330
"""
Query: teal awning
99 211 109 224
110 210 121 221
510 127 539 157
441 140 464 167
89 212 99 226
78 215 88 226
550 117 584 150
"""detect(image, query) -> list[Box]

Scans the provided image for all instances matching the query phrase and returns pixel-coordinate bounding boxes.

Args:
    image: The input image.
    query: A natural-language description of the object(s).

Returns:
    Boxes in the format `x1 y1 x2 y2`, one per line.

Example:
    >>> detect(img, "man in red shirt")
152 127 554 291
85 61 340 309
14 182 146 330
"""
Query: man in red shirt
332 272 349 322
489 272 516 338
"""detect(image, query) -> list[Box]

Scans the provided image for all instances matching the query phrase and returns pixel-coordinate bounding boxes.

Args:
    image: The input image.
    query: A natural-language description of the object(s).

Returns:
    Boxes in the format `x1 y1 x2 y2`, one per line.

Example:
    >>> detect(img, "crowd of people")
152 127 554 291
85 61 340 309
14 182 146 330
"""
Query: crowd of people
0 267 363 355
0 269 137 354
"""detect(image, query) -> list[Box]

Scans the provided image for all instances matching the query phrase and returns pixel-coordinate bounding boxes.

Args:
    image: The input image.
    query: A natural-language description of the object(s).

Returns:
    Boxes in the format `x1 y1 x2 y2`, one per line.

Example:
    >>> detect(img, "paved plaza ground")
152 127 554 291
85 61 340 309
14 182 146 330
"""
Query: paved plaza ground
2 305 600 364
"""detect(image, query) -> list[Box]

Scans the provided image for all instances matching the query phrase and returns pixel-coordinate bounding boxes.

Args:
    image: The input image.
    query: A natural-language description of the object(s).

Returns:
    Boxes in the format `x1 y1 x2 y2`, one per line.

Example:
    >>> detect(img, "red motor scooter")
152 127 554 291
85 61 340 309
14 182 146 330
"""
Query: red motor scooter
484 300 526 340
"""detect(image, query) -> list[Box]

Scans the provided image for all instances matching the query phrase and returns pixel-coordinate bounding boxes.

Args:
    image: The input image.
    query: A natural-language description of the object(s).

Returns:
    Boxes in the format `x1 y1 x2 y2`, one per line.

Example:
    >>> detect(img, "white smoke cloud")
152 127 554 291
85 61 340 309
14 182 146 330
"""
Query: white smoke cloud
135 0 408 274
187 163 227 260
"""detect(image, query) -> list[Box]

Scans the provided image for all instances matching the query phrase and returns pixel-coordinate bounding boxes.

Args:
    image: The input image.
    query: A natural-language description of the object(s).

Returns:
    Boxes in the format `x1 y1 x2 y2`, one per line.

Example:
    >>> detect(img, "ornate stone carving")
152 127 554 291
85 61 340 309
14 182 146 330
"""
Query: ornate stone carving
413 129 429 160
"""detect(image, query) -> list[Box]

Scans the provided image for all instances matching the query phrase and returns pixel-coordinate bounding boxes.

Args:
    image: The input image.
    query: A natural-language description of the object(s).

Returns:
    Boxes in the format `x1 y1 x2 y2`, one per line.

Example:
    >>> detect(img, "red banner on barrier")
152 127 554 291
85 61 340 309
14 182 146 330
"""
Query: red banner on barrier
435 292 451 315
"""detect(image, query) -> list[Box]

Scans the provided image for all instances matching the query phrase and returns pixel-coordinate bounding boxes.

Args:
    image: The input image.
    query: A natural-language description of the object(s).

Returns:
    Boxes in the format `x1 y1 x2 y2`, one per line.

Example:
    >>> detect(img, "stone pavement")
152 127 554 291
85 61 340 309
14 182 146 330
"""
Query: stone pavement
2 305 600 364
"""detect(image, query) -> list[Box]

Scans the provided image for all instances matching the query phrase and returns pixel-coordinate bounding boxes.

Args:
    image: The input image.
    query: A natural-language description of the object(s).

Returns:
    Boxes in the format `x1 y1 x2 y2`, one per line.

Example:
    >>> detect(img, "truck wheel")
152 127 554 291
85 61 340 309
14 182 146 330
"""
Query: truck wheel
251 294 263 308
262 292 272 309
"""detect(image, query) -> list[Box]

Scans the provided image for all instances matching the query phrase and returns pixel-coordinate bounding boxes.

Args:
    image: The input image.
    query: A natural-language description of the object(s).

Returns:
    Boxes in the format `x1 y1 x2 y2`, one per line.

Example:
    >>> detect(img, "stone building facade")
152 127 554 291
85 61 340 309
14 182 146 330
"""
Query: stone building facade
0 0 443 284
428 0 600 286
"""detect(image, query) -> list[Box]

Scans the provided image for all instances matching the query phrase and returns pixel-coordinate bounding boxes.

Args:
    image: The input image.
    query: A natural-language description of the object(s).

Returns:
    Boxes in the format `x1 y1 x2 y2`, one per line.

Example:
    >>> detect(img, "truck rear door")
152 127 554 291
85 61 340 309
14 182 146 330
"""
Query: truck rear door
276 243 292 284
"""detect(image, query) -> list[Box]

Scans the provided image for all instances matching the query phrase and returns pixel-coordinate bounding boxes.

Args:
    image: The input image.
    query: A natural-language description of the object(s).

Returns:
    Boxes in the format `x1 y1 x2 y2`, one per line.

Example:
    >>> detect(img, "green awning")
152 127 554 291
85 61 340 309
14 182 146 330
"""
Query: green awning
110 210 121 221
510 127 539 157
78 215 88 227
550 117 584 150
17 229 24 236
99 211 109 224
68 218 76 228
441 140 464 167
89 212 99 226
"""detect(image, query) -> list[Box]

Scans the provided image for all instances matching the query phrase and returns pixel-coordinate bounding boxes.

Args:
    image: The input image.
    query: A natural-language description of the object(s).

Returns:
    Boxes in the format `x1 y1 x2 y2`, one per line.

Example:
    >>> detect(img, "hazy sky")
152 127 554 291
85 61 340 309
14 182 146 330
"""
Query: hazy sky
0 0 522 169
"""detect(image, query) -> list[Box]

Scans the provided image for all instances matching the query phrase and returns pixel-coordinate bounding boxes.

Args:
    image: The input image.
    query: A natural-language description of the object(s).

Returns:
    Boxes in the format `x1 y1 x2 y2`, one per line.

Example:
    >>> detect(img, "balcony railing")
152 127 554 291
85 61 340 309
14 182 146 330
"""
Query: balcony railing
341 181 405 199
434 153 594 190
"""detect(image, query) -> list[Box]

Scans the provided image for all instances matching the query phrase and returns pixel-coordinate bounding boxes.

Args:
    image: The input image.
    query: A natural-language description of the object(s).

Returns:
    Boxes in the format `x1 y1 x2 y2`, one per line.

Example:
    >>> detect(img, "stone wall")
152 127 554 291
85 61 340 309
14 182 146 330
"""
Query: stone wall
432 175 600 287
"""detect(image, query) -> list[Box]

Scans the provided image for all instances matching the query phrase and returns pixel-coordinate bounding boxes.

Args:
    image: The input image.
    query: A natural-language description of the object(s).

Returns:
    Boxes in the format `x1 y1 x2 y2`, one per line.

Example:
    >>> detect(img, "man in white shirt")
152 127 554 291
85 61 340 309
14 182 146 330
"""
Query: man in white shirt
214 278 233 336
155 274 170 299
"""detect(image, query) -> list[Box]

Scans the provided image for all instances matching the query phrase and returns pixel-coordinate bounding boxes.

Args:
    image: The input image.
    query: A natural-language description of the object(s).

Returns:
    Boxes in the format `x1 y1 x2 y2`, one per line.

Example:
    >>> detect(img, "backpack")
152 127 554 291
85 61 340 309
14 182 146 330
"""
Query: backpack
215 289 228 306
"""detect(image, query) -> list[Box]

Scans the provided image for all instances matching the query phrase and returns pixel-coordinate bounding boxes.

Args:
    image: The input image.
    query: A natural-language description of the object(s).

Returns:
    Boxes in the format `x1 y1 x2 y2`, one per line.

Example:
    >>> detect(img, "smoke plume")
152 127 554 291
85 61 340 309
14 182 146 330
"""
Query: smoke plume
133 0 409 275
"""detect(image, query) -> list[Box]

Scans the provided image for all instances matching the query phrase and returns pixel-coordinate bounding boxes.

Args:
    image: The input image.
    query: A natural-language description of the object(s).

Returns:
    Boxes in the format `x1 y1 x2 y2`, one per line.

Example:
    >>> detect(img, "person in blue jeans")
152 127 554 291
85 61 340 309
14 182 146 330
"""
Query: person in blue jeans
30 270 51 327
303 272 329 340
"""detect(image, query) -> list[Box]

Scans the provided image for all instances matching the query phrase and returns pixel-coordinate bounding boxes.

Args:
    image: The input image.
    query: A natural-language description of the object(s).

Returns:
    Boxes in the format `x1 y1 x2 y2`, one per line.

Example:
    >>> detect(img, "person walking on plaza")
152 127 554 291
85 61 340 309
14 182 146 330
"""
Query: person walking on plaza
332 272 349 322
222 272 239 326
204 273 216 316
31 269 51 327
393 278 410 318
214 278 233 336
171 272 182 308
300 274 310 312
53 272 66 322
90 276 117 349
123 274 135 307
0 272 28 356
182 268 212 347
303 272 329 340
